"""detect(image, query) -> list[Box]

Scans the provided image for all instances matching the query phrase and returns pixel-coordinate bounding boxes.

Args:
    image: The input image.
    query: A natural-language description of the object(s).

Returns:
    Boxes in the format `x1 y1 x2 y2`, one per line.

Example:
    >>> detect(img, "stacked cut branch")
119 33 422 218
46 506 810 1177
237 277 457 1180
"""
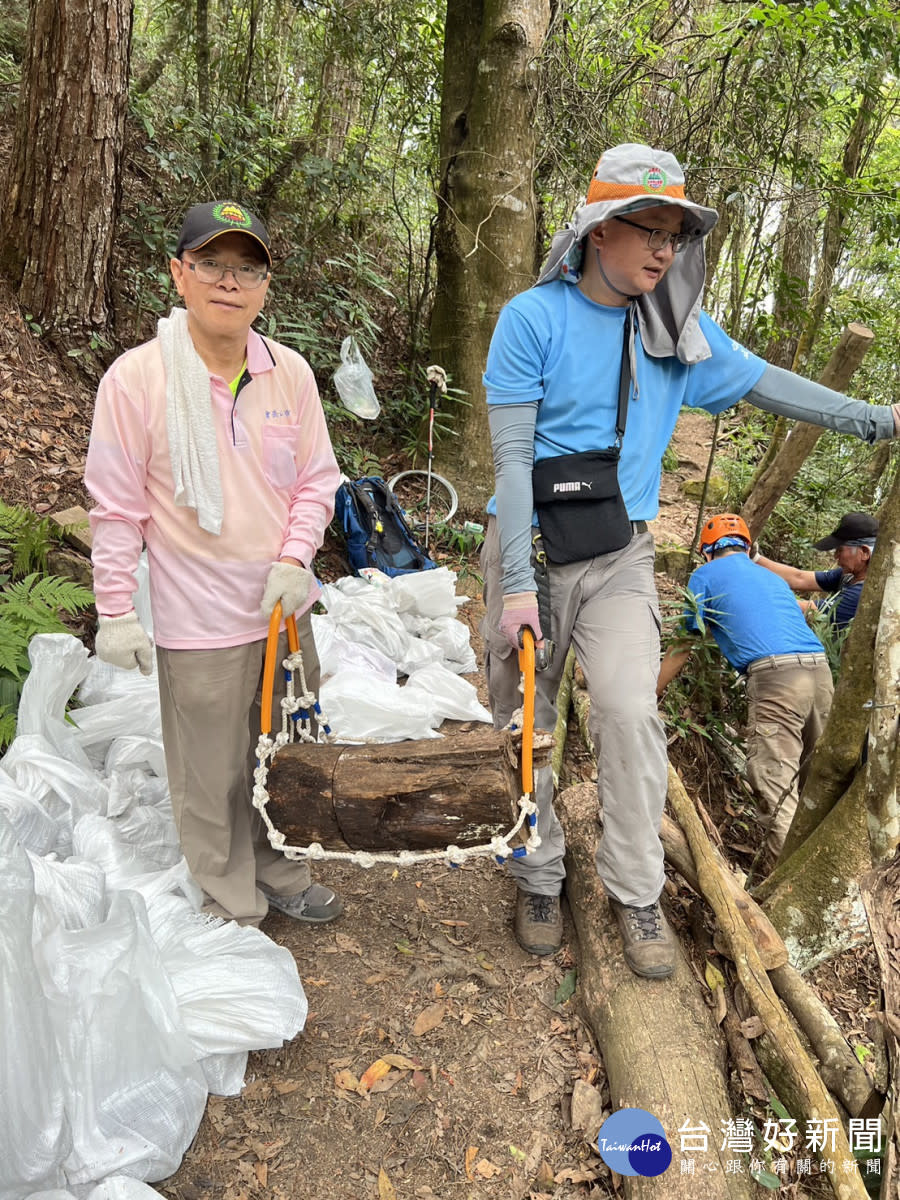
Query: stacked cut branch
559 654 874 1200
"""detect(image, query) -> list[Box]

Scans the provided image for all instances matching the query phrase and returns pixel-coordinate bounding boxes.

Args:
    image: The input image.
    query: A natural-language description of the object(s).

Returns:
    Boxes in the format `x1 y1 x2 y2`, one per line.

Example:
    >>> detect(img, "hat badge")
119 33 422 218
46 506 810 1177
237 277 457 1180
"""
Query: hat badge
642 166 667 193
212 202 252 228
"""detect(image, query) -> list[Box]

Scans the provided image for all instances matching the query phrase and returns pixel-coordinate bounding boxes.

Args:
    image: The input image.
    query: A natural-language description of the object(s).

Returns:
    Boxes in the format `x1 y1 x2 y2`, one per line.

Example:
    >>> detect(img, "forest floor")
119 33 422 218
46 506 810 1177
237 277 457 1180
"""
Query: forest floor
0 302 881 1200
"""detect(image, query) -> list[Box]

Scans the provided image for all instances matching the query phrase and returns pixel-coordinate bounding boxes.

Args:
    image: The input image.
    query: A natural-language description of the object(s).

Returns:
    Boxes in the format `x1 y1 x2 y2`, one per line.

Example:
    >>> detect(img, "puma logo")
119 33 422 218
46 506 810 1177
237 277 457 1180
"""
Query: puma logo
553 481 592 493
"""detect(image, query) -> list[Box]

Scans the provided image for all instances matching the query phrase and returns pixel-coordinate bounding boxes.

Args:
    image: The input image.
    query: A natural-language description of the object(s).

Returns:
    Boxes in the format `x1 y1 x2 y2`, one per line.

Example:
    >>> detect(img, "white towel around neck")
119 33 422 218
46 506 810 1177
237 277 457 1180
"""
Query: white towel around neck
158 307 224 535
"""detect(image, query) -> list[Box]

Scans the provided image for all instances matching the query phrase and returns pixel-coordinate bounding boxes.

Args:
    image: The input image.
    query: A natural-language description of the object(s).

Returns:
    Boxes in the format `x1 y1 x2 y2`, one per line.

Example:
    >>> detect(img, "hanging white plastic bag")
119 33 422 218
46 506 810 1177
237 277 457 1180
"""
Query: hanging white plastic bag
332 336 380 419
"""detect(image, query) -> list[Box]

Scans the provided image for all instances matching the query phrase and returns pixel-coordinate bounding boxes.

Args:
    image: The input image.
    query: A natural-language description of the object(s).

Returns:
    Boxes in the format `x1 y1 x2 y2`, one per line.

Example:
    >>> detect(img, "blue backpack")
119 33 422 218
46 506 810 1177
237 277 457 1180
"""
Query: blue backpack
333 476 438 577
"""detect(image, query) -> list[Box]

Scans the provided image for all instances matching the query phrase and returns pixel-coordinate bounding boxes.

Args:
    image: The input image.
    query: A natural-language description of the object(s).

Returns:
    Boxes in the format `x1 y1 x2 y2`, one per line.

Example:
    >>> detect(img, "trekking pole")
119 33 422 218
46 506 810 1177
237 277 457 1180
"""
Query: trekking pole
424 365 448 548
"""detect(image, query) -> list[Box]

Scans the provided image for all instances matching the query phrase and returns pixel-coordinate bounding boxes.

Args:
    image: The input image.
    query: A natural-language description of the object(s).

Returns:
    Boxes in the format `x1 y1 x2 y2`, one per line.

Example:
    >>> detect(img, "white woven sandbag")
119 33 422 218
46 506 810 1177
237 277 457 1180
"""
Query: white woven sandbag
0 815 70 1200
147 894 307 1060
33 890 207 1186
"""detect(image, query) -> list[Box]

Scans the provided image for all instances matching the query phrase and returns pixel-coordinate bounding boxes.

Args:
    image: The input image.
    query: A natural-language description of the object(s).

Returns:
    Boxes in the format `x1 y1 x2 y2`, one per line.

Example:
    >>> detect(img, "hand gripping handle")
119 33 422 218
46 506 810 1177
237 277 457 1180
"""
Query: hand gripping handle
260 601 300 737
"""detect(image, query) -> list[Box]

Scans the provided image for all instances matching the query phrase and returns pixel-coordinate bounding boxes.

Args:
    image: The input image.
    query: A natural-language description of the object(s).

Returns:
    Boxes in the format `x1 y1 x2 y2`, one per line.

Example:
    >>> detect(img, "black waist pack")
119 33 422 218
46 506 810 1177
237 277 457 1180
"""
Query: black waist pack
532 448 632 564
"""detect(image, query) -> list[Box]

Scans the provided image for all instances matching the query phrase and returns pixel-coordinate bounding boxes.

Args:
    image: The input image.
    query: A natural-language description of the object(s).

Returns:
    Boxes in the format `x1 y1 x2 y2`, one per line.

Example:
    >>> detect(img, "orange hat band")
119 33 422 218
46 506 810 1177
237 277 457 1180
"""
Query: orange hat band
586 180 687 204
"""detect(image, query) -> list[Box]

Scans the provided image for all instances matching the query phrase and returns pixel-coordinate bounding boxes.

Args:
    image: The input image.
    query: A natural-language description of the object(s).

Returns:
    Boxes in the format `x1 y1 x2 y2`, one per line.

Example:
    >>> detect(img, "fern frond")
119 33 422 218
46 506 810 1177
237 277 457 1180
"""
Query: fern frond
0 501 60 578
0 704 18 752
0 633 30 678
1 573 94 614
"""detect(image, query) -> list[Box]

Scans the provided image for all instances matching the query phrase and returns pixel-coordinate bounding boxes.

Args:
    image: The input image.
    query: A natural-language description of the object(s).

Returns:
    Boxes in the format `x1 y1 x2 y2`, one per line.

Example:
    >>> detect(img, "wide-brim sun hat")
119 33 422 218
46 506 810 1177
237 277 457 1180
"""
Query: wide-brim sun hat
537 144 719 364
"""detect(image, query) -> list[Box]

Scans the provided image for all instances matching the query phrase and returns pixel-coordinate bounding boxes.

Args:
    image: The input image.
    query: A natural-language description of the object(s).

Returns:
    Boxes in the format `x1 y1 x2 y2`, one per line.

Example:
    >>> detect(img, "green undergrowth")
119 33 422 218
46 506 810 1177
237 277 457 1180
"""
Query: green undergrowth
0 499 94 750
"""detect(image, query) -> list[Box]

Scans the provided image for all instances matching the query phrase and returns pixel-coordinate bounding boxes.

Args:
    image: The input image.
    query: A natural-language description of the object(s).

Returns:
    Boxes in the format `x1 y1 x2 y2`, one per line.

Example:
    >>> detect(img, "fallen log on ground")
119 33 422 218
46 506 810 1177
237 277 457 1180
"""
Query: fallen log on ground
553 658 753 1196
667 767 869 1200
265 727 551 851
558 782 754 1198
769 964 881 1119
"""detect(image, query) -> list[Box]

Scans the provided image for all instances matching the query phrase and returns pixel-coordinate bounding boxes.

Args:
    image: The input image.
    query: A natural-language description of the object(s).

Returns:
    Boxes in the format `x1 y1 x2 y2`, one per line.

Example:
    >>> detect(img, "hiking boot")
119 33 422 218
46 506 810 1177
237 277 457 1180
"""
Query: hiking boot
514 890 562 956
261 882 343 924
609 897 675 980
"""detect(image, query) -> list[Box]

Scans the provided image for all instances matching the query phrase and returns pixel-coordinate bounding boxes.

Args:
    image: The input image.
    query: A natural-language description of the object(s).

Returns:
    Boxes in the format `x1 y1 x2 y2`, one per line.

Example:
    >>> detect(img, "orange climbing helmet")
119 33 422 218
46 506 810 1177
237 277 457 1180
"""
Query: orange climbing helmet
699 513 751 554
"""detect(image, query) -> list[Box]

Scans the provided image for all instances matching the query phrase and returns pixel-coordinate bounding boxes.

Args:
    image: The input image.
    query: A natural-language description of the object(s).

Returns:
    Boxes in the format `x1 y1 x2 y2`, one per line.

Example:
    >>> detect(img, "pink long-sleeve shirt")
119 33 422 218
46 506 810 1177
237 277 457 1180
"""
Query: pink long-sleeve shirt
86 327 341 649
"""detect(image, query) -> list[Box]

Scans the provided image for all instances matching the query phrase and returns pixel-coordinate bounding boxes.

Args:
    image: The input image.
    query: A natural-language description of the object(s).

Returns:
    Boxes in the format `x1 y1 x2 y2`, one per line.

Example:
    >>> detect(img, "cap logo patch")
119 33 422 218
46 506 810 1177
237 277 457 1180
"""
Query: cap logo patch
642 166 667 193
212 202 252 229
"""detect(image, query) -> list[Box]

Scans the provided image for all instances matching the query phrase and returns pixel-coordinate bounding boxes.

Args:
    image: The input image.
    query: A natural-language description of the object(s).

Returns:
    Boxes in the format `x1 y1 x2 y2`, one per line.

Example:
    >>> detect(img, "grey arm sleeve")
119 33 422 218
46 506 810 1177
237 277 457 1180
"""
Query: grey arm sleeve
746 363 894 444
488 402 539 594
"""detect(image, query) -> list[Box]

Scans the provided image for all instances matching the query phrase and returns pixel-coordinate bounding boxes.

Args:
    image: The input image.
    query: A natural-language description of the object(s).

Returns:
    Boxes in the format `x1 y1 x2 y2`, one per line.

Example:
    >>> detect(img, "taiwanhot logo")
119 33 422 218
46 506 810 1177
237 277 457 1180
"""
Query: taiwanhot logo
596 1107 672 1177
213 202 252 229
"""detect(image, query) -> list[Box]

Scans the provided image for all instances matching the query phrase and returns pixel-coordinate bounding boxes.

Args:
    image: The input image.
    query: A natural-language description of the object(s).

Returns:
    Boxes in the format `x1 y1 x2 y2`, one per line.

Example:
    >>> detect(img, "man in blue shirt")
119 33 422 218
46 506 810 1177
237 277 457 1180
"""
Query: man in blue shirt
480 143 898 978
754 512 877 632
657 515 833 860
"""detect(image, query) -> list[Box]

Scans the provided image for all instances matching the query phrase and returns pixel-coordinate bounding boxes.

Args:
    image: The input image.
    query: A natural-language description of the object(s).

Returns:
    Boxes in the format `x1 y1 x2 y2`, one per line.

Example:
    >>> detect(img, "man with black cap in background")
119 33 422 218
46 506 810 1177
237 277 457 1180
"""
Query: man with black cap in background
85 200 343 928
753 511 878 631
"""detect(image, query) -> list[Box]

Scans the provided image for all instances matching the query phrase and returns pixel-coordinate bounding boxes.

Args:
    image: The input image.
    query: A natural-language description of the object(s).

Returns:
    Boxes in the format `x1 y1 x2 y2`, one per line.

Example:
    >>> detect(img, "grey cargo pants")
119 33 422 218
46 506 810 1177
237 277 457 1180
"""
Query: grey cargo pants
480 518 668 908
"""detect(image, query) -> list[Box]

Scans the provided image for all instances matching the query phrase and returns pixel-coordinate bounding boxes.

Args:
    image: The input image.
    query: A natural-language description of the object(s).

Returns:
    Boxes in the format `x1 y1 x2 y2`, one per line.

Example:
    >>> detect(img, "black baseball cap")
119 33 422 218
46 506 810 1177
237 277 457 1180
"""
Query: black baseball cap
812 512 879 550
175 201 272 267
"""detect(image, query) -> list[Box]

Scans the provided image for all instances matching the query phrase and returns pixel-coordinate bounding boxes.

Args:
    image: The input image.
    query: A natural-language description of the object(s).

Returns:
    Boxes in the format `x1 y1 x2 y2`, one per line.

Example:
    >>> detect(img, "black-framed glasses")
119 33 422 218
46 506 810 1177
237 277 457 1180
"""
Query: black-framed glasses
613 215 693 254
183 257 270 289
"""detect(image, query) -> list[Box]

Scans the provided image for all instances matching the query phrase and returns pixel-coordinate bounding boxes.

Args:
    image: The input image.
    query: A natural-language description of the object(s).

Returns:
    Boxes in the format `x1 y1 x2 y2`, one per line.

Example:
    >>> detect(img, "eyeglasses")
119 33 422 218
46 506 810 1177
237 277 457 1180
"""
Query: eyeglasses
183 257 270 289
613 215 693 254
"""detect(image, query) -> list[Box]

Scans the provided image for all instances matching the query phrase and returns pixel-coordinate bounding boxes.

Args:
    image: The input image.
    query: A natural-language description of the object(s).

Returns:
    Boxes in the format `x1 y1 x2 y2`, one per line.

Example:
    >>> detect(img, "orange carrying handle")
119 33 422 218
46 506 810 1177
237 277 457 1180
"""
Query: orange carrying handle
517 627 536 796
260 601 300 737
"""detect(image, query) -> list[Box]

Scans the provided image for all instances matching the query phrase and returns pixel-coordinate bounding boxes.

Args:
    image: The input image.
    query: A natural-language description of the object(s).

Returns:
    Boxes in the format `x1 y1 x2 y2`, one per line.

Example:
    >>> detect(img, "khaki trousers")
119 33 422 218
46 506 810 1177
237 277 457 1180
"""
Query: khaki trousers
156 609 320 925
744 653 833 856
480 518 668 908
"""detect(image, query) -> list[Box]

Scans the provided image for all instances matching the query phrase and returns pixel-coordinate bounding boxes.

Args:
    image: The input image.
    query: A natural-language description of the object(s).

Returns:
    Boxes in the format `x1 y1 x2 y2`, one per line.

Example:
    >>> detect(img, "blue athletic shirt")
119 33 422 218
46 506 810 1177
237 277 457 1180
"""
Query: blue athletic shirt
684 553 826 673
483 281 767 521
814 567 863 630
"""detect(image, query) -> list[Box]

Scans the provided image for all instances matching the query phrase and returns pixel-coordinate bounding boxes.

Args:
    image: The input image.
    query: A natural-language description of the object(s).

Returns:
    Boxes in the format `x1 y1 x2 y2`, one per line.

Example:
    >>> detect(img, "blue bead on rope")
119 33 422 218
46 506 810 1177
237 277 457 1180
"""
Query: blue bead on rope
511 846 528 858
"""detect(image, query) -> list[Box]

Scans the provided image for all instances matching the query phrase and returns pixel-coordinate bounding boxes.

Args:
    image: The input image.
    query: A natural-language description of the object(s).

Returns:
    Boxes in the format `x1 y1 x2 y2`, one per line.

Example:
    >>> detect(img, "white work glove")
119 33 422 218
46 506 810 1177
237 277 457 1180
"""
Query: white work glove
261 561 315 617
498 591 542 652
749 541 760 562
95 611 154 676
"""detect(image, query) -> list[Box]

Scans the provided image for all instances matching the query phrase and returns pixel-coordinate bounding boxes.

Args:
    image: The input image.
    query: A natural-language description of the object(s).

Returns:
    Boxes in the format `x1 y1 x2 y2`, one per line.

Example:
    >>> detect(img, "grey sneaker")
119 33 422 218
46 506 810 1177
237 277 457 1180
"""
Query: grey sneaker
261 882 343 924
609 897 675 979
514 890 562 956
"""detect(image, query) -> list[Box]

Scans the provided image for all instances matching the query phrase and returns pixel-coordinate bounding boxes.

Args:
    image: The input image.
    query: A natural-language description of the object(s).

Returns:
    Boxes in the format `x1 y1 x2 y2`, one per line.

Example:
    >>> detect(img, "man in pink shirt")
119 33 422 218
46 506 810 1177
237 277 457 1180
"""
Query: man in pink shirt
86 200 343 927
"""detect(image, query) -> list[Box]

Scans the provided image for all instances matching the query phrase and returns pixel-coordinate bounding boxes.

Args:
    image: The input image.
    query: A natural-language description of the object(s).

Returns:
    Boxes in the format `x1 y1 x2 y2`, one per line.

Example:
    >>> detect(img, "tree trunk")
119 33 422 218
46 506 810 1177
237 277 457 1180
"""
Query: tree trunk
0 0 133 351
741 322 875 539
791 73 888 372
778 461 900 858
756 771 872 972
431 0 550 511
195 0 212 175
864 528 900 864
859 851 900 1196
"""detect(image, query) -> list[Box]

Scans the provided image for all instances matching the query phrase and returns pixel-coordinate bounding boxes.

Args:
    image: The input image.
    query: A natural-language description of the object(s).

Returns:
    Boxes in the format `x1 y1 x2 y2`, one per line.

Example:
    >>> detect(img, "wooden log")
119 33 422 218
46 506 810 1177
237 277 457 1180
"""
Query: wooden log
769 963 880 1119
667 766 869 1200
558 782 755 1199
660 812 787 971
264 728 549 851
554 662 752 1197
